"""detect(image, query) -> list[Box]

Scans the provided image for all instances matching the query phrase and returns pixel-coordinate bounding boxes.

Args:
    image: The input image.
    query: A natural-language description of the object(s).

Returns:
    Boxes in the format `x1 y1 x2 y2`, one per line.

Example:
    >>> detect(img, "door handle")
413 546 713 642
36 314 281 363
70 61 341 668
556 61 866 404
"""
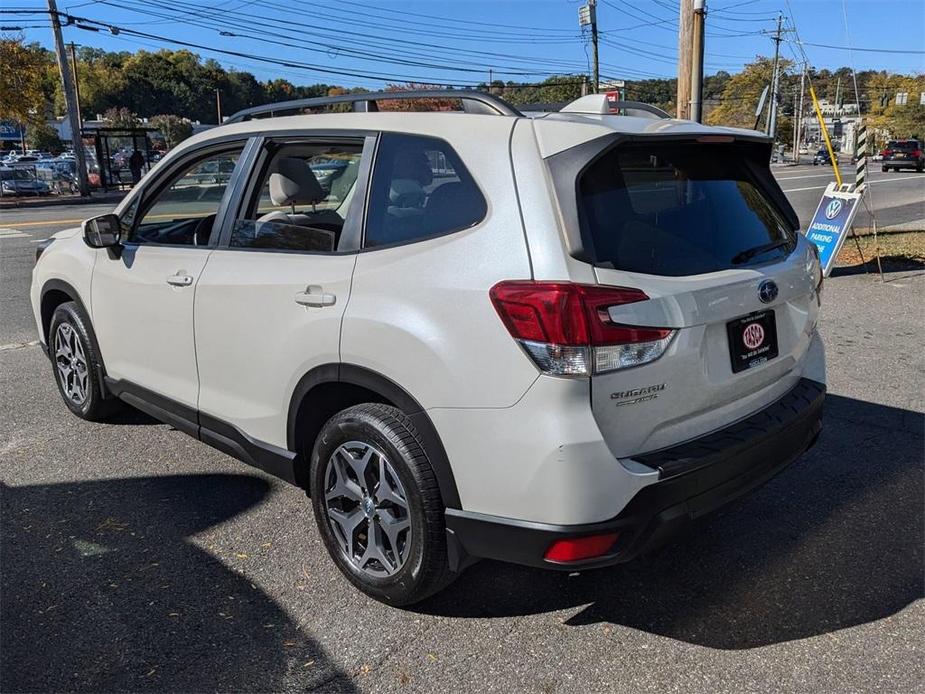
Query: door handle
166 274 194 287
295 285 336 307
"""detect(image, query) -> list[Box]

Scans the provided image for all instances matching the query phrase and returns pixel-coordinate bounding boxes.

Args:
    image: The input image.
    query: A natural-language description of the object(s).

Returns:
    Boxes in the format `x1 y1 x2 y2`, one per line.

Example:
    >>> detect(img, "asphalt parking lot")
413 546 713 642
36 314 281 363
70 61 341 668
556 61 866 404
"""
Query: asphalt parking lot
1 192 923 692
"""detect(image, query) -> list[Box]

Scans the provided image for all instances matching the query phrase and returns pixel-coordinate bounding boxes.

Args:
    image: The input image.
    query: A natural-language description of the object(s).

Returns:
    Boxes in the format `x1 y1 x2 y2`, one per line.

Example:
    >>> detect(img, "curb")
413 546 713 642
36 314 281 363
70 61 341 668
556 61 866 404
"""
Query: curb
0 192 126 211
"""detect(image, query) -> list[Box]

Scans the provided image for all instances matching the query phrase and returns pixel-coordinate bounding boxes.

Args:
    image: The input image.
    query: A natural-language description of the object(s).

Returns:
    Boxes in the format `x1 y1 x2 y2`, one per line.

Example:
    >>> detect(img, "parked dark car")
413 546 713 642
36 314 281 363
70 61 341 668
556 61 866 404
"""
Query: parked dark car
880 139 924 172
0 167 51 196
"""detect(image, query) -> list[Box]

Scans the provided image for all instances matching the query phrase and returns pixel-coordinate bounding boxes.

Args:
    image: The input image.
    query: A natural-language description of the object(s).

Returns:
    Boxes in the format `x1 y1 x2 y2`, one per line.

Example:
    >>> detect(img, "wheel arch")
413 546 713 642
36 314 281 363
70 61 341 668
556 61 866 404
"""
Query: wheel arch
288 363 461 509
40 278 110 397
40 279 89 345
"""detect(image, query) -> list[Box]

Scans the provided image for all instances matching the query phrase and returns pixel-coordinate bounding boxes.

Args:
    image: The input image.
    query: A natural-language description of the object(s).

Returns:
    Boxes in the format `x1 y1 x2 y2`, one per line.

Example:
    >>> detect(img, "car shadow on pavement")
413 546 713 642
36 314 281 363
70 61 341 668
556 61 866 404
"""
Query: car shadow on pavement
0 474 357 693
418 394 924 650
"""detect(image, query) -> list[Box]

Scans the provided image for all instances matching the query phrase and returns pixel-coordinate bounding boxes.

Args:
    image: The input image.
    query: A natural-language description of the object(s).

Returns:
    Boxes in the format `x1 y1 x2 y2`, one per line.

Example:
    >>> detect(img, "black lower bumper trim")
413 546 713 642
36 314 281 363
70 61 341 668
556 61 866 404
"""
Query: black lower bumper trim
444 378 824 572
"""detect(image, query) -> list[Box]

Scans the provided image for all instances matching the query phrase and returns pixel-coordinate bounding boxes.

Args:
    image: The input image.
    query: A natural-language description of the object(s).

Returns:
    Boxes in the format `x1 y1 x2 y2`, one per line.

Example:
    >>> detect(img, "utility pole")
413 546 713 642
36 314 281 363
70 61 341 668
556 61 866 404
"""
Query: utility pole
794 67 806 163
68 42 83 131
677 0 693 119
689 0 706 122
488 68 492 93
767 12 784 140
215 88 222 123
590 0 599 93
47 0 89 196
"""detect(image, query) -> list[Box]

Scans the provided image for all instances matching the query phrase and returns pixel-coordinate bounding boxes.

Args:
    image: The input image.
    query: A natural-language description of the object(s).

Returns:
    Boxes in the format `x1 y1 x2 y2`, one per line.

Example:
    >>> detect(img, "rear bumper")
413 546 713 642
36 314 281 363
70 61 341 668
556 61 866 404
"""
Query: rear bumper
444 378 824 571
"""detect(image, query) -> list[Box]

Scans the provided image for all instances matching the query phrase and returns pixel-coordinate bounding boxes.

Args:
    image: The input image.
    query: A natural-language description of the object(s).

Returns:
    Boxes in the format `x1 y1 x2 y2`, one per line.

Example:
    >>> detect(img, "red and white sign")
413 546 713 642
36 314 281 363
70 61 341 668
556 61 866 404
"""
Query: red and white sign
742 322 765 350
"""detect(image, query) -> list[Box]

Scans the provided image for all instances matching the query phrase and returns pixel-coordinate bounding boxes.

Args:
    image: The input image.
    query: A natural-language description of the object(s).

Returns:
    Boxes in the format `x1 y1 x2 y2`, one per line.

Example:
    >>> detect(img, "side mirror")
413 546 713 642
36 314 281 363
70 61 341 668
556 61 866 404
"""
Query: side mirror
82 214 122 248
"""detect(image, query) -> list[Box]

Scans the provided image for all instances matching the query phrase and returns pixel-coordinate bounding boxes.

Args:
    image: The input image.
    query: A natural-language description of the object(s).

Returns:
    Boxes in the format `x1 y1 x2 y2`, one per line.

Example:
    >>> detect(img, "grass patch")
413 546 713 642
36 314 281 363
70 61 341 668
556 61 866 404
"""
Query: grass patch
836 230 925 271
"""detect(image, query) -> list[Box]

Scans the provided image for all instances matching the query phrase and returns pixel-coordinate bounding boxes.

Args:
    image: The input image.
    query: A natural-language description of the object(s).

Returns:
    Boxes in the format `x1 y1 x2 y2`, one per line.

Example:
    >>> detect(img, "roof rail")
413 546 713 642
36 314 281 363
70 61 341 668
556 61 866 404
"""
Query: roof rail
560 95 671 119
226 90 523 123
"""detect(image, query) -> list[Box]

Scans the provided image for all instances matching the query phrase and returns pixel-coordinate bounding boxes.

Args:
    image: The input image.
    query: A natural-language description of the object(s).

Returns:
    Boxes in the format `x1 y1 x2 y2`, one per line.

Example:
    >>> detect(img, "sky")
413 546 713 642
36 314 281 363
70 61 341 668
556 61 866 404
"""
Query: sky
5 0 924 89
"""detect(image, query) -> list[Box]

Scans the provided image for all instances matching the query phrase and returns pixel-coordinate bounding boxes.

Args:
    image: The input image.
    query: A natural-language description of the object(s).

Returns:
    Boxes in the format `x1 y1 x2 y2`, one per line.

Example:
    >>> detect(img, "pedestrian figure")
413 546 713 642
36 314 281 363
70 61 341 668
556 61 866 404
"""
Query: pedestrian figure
129 149 145 185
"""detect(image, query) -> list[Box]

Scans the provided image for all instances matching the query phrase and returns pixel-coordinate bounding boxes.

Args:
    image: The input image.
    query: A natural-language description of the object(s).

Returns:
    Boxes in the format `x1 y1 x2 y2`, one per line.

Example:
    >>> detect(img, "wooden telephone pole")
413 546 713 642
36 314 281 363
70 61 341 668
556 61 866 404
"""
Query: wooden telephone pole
677 0 693 119
47 0 89 196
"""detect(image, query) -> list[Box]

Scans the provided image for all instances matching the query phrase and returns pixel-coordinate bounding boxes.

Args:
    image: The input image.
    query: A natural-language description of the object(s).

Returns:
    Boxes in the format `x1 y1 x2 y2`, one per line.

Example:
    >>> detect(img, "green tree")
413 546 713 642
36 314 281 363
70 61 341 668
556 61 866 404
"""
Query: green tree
26 121 63 153
864 73 925 147
708 56 793 135
0 36 51 126
149 114 193 148
102 106 141 129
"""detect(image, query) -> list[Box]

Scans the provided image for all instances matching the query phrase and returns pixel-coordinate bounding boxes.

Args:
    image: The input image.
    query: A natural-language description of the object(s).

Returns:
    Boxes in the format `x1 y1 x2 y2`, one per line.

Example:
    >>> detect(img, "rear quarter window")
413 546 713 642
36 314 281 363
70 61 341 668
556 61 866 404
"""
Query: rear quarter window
363 133 486 248
577 143 796 276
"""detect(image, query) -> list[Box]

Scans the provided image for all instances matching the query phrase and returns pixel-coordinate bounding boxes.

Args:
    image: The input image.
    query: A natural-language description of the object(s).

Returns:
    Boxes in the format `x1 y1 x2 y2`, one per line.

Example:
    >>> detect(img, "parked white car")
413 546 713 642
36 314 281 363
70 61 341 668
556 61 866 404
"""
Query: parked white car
31 91 825 605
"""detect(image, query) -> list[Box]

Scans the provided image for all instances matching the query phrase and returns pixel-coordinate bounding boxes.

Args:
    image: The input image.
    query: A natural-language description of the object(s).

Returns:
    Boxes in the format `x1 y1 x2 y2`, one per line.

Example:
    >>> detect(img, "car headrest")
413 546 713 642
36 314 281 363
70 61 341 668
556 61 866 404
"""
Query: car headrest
389 178 426 208
391 150 433 186
269 157 325 207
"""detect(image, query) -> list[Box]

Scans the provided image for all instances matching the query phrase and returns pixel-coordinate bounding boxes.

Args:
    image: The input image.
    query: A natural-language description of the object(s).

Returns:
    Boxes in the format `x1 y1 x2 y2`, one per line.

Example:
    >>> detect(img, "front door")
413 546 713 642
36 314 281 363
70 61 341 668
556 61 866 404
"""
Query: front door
194 136 371 448
91 144 247 408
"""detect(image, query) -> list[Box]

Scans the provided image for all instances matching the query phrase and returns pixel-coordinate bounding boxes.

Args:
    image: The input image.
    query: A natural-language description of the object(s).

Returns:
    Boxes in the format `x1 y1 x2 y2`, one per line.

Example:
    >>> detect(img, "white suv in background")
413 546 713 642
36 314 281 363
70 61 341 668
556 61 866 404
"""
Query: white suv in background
31 91 825 605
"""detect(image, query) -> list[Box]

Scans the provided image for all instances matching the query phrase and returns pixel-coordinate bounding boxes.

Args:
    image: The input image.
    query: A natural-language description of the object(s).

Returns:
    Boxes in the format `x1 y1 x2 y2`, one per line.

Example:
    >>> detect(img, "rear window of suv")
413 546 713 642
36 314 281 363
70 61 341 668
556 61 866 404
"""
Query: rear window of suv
577 143 796 276
887 140 919 151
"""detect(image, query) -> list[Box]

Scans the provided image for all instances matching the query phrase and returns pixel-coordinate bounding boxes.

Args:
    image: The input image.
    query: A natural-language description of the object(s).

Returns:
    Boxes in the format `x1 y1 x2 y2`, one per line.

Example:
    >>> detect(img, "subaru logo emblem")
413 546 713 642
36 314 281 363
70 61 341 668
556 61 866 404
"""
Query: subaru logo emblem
758 280 778 304
824 198 843 220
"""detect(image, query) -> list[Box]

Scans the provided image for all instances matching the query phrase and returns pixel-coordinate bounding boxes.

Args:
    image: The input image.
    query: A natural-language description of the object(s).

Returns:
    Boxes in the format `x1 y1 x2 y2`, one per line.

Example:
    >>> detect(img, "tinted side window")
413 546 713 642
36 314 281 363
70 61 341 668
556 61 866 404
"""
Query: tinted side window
364 134 486 248
230 142 363 253
128 148 242 246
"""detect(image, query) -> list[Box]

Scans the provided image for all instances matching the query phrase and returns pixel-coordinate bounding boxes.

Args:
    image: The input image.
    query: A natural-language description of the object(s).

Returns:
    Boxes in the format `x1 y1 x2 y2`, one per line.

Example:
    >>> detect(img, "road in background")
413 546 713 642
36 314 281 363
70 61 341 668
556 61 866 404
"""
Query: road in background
1 180 923 691
774 164 925 231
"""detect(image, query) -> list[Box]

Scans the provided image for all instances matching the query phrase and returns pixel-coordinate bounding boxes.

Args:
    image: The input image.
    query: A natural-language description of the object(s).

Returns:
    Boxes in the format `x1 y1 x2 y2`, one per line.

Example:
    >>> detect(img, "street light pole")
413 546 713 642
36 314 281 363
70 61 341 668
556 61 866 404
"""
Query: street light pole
47 0 89 196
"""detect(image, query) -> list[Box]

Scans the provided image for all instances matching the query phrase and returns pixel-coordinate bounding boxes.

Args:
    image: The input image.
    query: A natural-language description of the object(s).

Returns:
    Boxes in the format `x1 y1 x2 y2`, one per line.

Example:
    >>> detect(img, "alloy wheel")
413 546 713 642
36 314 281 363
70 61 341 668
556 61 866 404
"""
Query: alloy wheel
54 323 89 406
323 441 412 577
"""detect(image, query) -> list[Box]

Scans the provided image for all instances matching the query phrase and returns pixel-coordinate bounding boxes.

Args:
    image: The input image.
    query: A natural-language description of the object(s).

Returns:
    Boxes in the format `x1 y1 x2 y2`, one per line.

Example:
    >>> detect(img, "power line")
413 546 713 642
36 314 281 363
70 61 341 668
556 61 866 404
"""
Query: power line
800 41 925 55
103 0 589 74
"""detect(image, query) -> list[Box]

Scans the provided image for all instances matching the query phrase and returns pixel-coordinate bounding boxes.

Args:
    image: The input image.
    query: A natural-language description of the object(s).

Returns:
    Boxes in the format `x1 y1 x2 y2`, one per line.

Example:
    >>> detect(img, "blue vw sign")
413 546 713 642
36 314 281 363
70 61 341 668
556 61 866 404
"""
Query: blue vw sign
824 198 843 220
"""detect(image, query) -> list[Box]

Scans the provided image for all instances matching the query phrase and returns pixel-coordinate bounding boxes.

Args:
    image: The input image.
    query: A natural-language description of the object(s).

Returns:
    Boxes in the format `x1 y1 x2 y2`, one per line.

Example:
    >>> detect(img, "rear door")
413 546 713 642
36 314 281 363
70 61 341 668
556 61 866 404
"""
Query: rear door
571 139 821 456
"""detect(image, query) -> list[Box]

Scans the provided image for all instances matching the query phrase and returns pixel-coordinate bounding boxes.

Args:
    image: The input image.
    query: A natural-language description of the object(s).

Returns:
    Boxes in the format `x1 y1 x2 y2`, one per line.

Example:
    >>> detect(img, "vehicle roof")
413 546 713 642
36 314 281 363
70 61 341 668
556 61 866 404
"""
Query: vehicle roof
177 109 769 162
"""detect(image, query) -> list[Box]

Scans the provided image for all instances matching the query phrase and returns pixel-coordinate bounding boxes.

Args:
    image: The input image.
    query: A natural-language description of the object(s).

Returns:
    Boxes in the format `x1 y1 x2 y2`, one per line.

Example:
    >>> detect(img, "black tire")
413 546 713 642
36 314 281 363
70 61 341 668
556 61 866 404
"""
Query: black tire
48 301 122 421
881 165 888 172
309 403 454 606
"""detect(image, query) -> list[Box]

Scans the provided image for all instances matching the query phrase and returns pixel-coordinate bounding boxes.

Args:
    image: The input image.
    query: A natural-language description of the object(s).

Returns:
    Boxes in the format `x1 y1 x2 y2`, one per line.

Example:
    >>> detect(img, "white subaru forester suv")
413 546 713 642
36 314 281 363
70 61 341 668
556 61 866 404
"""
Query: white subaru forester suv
31 91 825 605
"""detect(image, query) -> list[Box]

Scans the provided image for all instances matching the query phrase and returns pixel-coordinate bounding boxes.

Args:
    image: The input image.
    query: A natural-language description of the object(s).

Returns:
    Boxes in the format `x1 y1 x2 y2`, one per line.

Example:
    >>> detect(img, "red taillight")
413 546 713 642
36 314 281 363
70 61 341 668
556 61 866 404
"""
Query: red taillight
488 282 593 345
913 150 923 158
544 533 620 562
490 281 675 375
881 149 892 157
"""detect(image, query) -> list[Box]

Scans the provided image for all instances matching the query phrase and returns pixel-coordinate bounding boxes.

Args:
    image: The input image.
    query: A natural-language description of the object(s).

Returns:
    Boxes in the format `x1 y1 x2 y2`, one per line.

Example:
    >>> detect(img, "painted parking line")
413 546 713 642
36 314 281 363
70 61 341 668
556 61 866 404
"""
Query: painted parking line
0 228 30 239
0 218 85 229
781 174 925 193
774 172 841 181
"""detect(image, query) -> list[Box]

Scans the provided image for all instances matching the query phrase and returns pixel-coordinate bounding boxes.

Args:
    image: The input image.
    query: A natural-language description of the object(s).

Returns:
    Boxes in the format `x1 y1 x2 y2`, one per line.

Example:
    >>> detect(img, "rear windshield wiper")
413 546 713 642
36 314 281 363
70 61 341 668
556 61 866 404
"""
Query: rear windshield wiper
731 239 790 265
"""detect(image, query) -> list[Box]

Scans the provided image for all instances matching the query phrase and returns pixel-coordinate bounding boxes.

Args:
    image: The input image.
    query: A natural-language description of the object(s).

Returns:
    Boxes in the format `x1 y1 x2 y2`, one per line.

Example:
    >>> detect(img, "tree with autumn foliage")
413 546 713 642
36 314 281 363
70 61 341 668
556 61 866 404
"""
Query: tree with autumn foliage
0 35 52 127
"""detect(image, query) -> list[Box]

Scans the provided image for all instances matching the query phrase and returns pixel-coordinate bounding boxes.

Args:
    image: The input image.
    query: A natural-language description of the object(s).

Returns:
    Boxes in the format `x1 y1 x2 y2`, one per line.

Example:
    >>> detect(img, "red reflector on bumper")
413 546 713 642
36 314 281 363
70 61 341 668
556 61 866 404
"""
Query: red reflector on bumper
544 533 619 562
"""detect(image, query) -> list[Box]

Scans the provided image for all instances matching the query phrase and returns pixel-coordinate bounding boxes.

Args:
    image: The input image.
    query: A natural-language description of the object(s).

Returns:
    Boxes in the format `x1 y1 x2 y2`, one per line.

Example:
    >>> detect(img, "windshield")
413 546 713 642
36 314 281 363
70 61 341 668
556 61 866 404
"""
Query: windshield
887 141 918 151
577 142 796 276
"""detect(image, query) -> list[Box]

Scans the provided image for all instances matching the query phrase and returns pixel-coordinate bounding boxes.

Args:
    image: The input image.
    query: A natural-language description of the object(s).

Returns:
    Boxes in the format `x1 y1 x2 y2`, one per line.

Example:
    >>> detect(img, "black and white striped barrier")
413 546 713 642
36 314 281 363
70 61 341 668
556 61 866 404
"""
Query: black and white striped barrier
855 121 868 193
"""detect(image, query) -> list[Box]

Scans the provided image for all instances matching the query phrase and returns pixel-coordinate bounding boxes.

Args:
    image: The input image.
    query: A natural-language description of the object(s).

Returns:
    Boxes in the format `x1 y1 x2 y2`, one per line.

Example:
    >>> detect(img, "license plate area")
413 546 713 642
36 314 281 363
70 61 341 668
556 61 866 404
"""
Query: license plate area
727 311 779 373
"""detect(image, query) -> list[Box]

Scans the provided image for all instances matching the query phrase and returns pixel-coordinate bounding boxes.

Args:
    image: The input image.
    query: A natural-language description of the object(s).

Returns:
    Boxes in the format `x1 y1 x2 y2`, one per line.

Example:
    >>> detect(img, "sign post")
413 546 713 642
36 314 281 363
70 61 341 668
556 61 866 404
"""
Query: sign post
804 182 863 277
